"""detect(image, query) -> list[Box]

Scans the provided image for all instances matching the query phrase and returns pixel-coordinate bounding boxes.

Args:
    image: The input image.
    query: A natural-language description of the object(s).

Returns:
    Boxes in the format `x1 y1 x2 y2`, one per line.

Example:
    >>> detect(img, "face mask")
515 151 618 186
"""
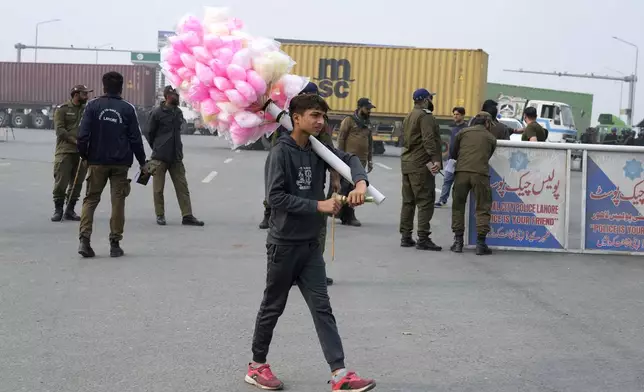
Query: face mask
79 98 88 104
426 100 434 112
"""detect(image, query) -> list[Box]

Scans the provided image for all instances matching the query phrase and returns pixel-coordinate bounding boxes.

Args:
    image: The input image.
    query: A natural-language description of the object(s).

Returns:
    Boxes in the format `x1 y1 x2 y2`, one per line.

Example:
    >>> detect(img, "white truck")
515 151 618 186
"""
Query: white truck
496 95 578 143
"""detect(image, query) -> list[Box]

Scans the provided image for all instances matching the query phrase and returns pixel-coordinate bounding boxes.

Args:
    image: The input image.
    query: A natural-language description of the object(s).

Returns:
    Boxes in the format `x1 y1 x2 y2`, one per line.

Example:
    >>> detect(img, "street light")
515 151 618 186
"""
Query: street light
605 67 625 114
94 43 113 64
35 18 61 62
612 36 639 125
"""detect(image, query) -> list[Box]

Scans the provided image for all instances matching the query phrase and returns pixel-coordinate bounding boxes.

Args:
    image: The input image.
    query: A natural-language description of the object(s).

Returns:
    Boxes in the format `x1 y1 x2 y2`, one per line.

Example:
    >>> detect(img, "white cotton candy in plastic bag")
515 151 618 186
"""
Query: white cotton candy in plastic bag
203 6 229 24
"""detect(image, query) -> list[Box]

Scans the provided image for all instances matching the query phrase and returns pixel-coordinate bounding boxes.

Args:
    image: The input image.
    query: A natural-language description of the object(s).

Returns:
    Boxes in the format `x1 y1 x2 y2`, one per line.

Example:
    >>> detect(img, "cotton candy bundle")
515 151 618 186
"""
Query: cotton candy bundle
159 6 309 148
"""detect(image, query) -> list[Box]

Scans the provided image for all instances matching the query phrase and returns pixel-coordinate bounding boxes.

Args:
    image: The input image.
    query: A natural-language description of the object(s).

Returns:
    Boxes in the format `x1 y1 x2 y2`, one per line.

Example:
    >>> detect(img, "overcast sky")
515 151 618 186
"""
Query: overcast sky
1 0 642 126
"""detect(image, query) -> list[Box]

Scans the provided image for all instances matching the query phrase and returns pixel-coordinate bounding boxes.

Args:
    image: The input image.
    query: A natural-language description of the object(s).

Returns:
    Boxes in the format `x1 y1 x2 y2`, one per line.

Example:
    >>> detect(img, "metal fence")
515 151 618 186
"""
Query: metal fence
464 140 644 255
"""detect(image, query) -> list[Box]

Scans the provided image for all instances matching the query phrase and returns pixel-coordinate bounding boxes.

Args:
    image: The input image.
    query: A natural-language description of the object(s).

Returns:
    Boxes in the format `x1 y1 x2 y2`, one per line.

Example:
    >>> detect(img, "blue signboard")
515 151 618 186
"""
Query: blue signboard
584 152 644 252
468 147 567 249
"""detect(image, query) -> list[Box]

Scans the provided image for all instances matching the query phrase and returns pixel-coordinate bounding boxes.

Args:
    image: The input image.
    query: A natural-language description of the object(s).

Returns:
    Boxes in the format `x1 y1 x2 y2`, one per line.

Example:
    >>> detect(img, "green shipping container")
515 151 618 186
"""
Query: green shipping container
486 83 593 133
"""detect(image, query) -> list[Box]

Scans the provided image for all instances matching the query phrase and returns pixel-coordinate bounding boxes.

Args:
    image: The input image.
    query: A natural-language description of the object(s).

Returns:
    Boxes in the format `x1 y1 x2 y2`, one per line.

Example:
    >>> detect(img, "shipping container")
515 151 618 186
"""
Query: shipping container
0 62 157 108
486 83 593 133
278 43 489 120
0 62 157 129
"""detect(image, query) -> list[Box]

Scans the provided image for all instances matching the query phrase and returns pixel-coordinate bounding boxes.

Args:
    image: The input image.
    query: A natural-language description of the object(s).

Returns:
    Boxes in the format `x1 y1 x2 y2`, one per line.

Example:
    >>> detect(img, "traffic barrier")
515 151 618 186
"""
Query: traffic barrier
464 141 644 255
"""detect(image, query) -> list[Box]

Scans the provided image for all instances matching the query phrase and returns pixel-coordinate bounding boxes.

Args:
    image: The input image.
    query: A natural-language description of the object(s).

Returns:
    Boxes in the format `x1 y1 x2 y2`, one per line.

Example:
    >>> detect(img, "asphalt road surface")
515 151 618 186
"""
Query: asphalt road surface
1 129 644 392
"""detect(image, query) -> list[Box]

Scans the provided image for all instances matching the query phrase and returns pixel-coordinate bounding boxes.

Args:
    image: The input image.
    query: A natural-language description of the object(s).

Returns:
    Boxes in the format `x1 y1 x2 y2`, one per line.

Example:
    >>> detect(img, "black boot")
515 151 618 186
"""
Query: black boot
156 215 166 226
476 234 492 256
450 233 464 253
400 236 416 248
51 200 64 222
259 206 270 229
416 236 442 251
63 199 81 221
326 277 334 286
341 207 361 227
182 215 205 226
110 240 124 257
78 237 95 258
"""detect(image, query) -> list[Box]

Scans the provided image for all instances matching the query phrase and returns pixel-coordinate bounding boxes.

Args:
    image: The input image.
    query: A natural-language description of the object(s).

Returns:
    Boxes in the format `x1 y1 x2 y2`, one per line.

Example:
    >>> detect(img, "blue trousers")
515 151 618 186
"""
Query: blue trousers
439 170 455 203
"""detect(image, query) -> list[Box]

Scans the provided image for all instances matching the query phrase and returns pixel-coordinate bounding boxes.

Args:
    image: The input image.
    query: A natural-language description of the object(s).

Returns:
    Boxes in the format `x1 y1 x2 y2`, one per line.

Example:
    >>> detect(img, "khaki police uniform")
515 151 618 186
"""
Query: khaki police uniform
450 123 497 237
522 122 547 141
52 99 88 218
337 114 372 226
399 105 443 240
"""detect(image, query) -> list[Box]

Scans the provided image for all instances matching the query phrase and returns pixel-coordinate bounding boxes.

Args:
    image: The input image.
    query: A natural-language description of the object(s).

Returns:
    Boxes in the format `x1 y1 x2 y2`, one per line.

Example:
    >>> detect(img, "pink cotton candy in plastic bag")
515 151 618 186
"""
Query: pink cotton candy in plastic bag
180 31 201 48
207 59 227 77
214 77 233 91
169 35 189 53
177 67 195 81
245 70 267 96
177 14 203 35
214 47 234 65
227 17 244 31
187 82 209 102
195 62 215 86
201 99 219 116
162 48 183 67
233 80 257 103
234 111 263 128
192 46 213 63
231 48 252 70
203 34 223 51
226 64 247 82
225 89 250 108
209 88 229 103
180 53 197 70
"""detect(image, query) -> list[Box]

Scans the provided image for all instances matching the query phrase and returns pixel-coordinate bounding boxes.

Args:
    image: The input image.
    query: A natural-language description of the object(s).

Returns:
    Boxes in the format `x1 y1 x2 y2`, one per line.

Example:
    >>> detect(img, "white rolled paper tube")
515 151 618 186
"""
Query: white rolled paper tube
265 102 386 205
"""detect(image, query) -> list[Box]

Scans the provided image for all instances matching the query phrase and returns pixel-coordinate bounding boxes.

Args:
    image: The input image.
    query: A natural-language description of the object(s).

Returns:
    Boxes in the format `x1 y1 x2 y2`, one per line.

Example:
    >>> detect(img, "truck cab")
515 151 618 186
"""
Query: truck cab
497 95 578 142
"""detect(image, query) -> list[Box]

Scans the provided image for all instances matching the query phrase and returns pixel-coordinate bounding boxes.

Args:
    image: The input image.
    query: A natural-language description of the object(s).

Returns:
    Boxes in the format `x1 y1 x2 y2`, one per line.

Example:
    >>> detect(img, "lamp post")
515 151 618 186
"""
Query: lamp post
35 19 61 62
613 36 639 126
605 67 625 115
94 43 113 64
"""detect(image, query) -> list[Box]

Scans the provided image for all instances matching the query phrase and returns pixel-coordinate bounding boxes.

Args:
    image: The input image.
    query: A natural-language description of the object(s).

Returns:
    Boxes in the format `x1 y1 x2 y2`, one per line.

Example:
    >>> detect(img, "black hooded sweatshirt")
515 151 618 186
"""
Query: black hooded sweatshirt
265 133 369 244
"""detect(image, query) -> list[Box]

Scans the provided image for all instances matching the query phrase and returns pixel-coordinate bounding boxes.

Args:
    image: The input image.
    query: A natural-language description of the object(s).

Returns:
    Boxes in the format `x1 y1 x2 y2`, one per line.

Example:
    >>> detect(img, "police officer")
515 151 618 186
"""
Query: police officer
76 71 147 258
147 86 204 226
51 85 92 222
336 97 375 227
479 99 511 140
399 88 442 251
449 111 497 255
522 107 547 141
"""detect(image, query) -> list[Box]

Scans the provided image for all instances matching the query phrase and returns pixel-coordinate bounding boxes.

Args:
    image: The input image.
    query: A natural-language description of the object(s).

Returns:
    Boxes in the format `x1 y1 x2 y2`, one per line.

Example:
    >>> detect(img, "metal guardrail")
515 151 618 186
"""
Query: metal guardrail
464 141 644 255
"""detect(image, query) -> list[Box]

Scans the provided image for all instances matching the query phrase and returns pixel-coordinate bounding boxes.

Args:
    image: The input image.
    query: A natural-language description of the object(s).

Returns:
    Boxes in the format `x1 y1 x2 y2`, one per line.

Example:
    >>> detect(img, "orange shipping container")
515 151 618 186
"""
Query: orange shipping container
279 43 489 119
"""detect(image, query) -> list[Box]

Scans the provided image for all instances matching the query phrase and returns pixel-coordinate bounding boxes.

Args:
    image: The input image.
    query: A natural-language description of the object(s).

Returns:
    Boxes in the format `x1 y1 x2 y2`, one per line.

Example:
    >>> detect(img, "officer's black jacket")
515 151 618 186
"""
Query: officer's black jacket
147 102 184 163
78 94 146 167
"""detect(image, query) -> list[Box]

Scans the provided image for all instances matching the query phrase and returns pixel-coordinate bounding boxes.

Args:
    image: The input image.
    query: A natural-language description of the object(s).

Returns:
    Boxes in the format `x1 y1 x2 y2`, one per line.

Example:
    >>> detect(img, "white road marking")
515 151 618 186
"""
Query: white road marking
374 162 392 170
224 158 233 164
0 162 11 166
235 150 241 153
201 171 218 183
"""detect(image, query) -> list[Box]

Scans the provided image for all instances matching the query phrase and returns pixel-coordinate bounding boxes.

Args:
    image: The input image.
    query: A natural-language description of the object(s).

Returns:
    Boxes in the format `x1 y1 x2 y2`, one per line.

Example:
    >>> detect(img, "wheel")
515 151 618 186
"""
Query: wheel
373 141 385 155
31 113 48 129
11 113 27 128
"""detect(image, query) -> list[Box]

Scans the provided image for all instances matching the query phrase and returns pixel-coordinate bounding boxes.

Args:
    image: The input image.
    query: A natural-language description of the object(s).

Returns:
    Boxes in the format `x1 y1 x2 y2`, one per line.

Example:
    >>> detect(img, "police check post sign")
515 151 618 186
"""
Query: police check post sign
468 147 568 249
584 152 644 253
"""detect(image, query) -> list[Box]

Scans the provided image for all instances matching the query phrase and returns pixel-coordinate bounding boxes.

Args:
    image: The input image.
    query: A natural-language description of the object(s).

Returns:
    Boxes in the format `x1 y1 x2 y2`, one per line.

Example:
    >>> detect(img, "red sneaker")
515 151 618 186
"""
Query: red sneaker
330 371 376 392
245 363 284 390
